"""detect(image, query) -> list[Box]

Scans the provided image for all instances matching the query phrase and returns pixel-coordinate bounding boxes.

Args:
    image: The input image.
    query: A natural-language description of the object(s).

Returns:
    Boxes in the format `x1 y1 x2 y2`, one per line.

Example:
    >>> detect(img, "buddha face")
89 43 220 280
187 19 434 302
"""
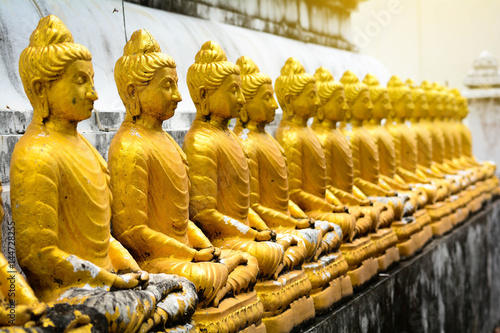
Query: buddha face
392 92 414 119
137 67 182 121
350 90 373 121
46 60 97 122
323 89 348 122
208 74 245 120
414 94 429 119
289 82 321 120
372 91 392 120
245 83 278 125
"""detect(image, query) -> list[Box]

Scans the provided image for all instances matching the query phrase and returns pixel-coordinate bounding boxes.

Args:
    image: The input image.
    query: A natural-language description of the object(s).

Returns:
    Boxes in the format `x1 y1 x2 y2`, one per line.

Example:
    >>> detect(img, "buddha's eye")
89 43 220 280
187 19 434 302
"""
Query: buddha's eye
77 76 87 84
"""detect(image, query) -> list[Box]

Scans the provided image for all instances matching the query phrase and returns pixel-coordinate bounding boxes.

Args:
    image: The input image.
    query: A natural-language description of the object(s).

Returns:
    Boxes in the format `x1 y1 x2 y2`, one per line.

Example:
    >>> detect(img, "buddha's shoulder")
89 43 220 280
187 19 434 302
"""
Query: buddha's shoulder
13 125 62 159
109 123 150 155
275 123 302 143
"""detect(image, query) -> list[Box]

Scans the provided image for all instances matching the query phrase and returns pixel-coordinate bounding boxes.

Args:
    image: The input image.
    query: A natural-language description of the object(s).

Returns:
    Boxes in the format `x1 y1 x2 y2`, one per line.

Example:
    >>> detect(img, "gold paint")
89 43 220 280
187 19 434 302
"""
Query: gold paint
12 16 195 332
183 42 310 332
109 30 263 333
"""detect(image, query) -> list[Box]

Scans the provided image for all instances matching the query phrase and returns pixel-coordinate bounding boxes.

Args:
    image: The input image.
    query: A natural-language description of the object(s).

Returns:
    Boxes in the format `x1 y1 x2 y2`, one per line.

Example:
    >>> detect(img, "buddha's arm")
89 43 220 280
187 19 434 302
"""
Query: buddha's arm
354 177 395 197
110 148 197 262
187 222 213 249
0 254 39 306
396 167 428 184
185 137 259 240
247 147 297 229
283 138 337 212
11 153 125 289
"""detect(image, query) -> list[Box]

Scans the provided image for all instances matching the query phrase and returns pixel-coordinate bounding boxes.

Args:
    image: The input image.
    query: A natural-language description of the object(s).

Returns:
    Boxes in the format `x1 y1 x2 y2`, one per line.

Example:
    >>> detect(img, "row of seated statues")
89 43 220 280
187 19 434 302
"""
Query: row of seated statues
1 15 498 333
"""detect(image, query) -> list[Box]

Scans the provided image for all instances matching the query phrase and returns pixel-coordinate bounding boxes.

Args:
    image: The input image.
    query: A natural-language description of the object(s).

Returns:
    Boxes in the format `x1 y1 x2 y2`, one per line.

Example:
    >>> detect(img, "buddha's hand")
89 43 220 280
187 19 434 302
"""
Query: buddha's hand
333 205 348 213
255 230 275 242
112 271 149 289
11 303 47 326
296 218 315 229
194 247 220 262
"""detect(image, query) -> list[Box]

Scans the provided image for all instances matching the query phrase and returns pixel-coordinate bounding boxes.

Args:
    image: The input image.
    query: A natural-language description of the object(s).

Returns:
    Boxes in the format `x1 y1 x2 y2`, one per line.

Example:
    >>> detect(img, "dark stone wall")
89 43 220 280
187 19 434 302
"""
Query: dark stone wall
303 199 500 333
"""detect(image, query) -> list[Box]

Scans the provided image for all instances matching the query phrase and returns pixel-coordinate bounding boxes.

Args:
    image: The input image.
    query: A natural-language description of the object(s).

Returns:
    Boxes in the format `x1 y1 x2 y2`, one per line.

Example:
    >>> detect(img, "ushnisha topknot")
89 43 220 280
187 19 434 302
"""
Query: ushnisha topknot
405 78 426 102
236 56 272 100
340 70 368 105
274 57 315 110
19 15 91 123
114 29 176 111
363 73 386 103
314 67 343 104
387 75 411 103
421 80 439 103
187 41 240 107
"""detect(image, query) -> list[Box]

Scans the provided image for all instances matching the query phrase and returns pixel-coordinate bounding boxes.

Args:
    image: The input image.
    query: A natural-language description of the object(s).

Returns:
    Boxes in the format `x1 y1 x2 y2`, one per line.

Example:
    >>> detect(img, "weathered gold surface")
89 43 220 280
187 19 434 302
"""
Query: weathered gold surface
274 59 378 288
310 67 399 270
232 56 350 312
109 30 263 333
183 42 312 332
11 16 197 332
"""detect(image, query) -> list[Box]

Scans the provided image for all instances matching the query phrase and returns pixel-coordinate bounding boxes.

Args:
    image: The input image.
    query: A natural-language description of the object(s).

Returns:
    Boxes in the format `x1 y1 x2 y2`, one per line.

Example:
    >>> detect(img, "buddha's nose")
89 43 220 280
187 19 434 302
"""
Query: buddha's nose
86 88 98 102
173 86 182 102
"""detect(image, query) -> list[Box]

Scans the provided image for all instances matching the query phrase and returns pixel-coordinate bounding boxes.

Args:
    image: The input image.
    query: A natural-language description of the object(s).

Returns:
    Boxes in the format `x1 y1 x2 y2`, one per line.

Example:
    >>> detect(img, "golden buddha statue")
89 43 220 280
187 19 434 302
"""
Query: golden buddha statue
233 56 352 312
404 80 471 226
340 71 430 258
274 58 379 288
311 67 400 272
183 41 313 333
382 76 458 236
11 15 197 332
109 30 264 333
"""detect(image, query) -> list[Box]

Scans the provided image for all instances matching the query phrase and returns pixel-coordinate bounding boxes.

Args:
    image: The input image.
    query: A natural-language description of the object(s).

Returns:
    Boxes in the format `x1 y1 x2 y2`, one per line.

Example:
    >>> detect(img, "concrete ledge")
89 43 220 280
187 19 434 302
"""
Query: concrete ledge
301 198 500 333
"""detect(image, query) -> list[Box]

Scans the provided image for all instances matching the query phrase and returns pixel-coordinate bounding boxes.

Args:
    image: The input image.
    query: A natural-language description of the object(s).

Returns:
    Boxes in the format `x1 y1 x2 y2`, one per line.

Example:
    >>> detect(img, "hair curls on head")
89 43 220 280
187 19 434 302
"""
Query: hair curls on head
405 78 425 101
186 41 240 108
314 67 343 104
363 73 387 103
420 80 439 104
236 56 271 101
274 57 315 109
340 70 368 105
19 15 91 122
114 29 176 111
386 75 411 104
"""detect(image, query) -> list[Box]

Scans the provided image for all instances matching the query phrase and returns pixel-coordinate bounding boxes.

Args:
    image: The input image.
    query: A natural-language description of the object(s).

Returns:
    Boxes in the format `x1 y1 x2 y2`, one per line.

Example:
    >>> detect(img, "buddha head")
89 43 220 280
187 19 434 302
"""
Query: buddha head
432 82 449 119
446 88 458 119
314 67 347 123
421 80 443 119
387 75 414 120
451 88 469 120
363 73 392 121
275 57 320 122
19 15 96 125
114 29 181 124
406 79 429 119
236 56 278 127
340 70 373 123
187 41 245 123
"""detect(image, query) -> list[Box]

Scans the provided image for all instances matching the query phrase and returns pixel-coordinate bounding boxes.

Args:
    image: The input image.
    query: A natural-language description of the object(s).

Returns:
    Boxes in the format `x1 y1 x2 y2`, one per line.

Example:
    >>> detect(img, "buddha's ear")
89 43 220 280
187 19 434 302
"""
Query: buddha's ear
32 78 49 119
316 106 325 122
240 107 249 123
284 93 294 117
198 87 210 117
126 83 141 117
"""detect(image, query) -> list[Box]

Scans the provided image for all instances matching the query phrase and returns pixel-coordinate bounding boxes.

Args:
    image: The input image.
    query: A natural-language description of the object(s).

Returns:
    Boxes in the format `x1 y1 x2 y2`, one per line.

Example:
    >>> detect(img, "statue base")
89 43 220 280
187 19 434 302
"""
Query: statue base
310 275 353 313
255 270 312 333
375 245 400 271
428 215 453 237
303 251 351 312
397 225 433 259
240 323 267 333
193 291 264 333
369 228 400 271
261 296 315 333
347 257 378 288
340 236 377 269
